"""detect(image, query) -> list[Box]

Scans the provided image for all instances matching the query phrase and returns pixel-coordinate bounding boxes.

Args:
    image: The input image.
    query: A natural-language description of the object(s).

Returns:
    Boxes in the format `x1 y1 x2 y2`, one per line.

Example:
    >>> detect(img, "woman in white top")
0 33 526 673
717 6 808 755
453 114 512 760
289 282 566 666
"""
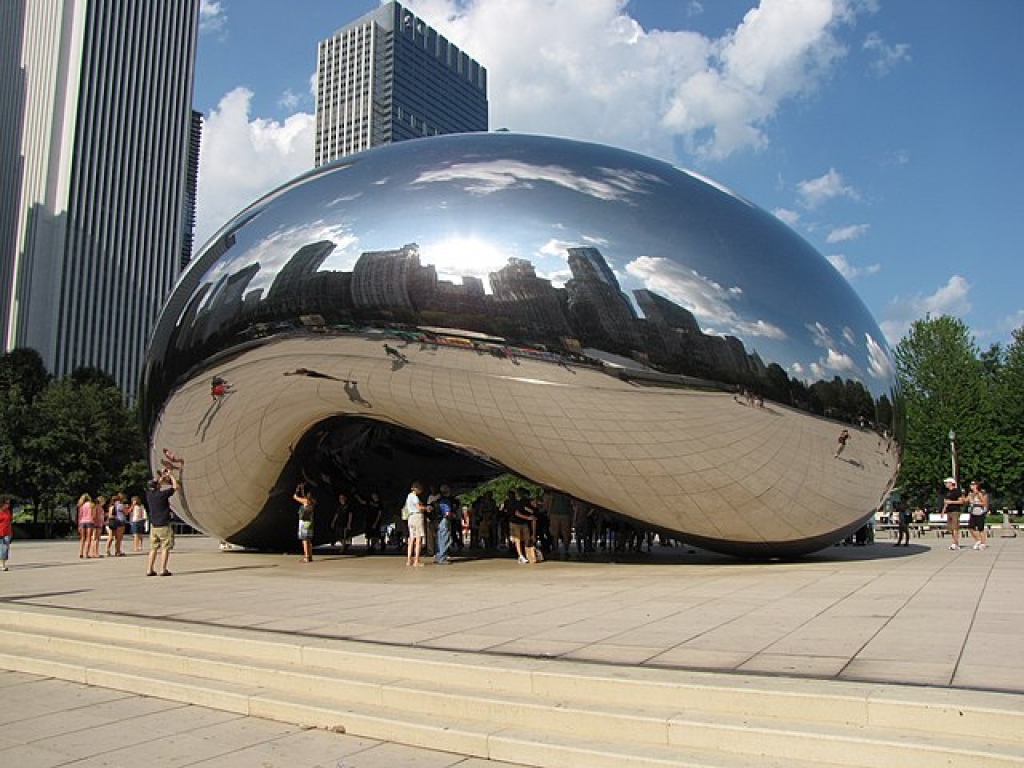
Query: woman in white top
129 496 147 552
405 481 426 567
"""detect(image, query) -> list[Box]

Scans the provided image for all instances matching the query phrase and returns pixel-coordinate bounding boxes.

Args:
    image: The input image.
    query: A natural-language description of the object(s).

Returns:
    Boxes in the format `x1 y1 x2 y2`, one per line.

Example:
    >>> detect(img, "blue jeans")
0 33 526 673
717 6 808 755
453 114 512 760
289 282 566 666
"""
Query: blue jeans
435 517 452 563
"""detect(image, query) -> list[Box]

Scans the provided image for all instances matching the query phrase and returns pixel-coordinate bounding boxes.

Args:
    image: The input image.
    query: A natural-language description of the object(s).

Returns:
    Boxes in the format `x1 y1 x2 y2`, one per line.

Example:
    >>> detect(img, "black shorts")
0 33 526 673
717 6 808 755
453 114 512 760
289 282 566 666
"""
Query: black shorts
967 514 986 532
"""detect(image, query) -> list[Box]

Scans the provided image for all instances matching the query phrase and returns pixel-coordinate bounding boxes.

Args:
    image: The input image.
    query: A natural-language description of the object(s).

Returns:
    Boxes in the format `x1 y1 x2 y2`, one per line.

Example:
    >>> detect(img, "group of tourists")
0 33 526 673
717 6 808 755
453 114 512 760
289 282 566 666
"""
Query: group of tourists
67 462 180 575
289 476 686 567
76 491 148 558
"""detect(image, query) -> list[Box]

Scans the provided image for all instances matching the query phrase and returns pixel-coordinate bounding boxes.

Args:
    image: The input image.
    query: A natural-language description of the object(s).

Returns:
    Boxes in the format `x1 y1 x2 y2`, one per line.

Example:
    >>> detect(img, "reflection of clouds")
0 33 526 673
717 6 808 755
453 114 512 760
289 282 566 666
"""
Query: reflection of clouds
807 321 833 349
865 333 894 379
626 255 785 340
326 192 362 207
410 160 663 203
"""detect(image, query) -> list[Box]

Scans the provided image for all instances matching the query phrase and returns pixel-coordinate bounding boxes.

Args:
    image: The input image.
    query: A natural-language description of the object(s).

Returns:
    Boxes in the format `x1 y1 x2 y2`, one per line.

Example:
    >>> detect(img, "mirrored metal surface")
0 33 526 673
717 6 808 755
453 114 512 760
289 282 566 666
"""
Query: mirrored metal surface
142 133 901 557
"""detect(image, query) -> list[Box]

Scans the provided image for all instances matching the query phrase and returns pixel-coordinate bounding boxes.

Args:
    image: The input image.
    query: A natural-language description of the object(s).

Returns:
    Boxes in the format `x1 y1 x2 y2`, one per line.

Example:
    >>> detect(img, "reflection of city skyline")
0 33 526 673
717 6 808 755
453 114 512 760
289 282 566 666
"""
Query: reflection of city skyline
195 239 764 383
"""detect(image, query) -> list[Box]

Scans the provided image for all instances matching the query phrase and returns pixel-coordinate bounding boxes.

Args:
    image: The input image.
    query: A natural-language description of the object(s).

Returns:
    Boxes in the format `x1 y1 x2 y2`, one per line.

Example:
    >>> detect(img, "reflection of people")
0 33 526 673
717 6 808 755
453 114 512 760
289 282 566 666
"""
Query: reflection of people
145 470 179 576
161 448 184 472
834 429 850 458
966 480 989 550
383 343 408 363
210 376 230 399
0 498 13 571
942 477 965 551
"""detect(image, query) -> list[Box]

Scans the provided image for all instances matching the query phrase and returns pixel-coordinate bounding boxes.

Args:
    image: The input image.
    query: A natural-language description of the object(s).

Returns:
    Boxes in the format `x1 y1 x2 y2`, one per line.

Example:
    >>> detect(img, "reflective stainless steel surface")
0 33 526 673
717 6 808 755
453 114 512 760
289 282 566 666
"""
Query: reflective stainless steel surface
142 133 900 557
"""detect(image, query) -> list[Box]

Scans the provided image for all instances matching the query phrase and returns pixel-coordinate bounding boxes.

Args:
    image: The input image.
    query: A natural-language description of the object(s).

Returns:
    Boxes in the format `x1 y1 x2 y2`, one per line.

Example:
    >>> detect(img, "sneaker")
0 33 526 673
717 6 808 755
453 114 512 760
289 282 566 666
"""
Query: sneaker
517 555 529 564
949 544 960 550
979 543 988 549
972 542 981 550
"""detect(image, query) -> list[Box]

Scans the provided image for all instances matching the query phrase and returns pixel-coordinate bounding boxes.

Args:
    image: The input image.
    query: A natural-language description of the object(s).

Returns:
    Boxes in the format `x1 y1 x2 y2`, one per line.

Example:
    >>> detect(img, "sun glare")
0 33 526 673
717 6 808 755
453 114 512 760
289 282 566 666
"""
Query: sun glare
420 236 510 291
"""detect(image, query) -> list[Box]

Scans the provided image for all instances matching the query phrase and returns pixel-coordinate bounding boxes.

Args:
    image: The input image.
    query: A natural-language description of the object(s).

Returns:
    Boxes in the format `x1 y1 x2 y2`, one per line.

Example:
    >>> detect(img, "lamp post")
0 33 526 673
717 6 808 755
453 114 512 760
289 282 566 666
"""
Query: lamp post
948 429 958 485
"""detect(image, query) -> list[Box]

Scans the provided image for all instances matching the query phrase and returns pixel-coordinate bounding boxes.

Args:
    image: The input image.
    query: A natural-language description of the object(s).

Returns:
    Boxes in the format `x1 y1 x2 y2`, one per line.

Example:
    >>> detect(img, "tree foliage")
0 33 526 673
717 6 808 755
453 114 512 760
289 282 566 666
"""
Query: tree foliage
0 351 146 517
894 316 1022 507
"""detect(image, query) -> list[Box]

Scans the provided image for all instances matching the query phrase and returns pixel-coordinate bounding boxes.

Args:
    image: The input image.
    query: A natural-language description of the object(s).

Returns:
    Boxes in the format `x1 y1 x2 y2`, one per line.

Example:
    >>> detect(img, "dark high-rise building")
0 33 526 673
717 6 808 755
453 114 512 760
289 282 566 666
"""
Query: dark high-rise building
0 1 200 396
182 110 204 269
314 1 488 166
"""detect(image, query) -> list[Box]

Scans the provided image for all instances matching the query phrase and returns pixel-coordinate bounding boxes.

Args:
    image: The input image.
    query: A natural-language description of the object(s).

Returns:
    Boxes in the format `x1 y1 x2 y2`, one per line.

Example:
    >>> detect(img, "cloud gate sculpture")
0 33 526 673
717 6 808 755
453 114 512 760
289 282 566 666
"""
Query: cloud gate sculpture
141 133 900 557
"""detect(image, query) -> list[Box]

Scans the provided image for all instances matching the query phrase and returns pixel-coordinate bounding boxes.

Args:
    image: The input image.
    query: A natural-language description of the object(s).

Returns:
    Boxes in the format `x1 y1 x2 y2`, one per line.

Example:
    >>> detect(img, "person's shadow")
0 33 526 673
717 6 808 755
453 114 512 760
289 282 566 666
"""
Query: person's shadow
197 390 232 440
343 379 372 407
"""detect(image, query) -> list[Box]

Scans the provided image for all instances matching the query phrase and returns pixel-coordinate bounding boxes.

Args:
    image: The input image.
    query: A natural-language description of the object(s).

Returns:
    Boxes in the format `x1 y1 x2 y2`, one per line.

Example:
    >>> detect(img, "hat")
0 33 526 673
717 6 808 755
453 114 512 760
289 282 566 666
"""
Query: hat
943 477 956 484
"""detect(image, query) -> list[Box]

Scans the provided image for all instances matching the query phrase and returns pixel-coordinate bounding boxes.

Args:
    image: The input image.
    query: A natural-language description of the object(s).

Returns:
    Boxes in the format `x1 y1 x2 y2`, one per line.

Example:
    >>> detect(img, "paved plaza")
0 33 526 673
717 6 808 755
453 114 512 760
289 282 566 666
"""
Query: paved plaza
1 531 1022 765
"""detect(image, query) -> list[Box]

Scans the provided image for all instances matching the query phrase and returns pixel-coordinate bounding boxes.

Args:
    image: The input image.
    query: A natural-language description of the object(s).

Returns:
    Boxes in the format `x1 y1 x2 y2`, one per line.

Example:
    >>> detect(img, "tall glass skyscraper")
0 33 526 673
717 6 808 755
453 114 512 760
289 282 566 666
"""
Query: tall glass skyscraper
0 1 200 396
315 1 488 166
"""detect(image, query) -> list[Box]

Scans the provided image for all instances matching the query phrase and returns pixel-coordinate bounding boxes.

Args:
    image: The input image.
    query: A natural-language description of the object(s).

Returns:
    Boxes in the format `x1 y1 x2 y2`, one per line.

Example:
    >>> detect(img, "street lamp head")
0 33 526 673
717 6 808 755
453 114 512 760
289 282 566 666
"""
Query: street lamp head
948 429 956 441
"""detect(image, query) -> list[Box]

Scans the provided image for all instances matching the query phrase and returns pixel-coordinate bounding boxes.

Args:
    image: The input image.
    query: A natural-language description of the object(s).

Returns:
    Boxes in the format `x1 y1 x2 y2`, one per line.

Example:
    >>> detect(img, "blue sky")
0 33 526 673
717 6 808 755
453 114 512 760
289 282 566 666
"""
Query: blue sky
192 0 1023 348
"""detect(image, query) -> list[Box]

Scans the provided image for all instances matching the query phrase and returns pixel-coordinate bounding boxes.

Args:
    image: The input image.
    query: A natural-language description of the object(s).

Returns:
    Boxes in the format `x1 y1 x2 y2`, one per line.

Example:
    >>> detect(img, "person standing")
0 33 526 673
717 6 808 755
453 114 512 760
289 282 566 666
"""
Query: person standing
331 491 352 551
129 495 147 552
544 490 573 559
145 470 179 576
433 484 456 564
894 498 912 547
405 481 427 567
89 495 106 558
966 480 990 550
293 483 316 563
0 498 13 571
942 477 966 551
76 493 94 559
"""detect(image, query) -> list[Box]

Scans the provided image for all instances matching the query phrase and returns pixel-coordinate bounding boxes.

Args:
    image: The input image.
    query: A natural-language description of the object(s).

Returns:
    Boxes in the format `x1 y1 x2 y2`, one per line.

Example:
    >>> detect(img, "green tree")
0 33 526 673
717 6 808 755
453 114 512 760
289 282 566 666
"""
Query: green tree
25 373 145 512
0 349 51 503
894 316 988 505
990 328 1024 503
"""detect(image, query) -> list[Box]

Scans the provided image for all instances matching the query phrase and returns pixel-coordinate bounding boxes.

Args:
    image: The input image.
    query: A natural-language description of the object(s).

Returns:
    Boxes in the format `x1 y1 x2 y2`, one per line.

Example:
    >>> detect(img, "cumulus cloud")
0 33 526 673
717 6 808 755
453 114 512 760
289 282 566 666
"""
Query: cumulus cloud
399 0 862 164
827 253 880 279
796 168 859 209
878 275 972 345
195 88 315 247
194 0 874 255
826 223 869 243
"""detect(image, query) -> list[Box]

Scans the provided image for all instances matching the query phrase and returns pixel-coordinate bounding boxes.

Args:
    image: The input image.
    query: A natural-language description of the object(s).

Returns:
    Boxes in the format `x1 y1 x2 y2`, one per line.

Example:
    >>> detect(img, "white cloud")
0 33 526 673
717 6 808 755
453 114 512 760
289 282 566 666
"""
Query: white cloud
195 88 314 248
863 31 910 77
194 0 875 257
865 332 893 379
826 223 869 243
879 275 972 345
400 0 862 163
199 0 227 35
626 255 786 339
827 253 881 279
773 207 800 227
796 168 859 209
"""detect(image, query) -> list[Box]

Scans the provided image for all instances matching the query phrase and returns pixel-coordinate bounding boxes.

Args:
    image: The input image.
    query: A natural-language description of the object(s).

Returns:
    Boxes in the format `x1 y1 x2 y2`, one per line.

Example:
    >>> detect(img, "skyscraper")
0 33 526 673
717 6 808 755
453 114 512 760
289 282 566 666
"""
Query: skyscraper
0 1 200 396
315 1 488 166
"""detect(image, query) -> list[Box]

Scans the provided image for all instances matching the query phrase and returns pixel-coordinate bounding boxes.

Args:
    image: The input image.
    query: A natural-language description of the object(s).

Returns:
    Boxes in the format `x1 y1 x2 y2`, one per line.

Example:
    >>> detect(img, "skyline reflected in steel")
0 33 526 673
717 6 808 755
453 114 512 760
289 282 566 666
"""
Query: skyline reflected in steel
142 133 901 557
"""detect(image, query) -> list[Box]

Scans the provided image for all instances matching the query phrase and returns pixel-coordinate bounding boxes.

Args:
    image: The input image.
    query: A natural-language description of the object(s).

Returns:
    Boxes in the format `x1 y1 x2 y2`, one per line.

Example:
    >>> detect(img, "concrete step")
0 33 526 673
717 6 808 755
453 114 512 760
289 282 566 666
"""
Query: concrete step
1 605 1021 767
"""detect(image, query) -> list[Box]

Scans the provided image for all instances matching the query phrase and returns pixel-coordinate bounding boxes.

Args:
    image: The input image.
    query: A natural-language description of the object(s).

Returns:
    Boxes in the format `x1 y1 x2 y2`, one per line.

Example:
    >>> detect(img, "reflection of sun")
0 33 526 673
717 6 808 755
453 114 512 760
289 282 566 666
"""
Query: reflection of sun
421 236 510 287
